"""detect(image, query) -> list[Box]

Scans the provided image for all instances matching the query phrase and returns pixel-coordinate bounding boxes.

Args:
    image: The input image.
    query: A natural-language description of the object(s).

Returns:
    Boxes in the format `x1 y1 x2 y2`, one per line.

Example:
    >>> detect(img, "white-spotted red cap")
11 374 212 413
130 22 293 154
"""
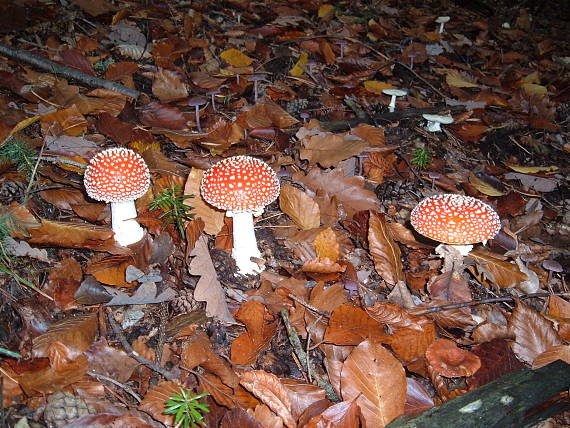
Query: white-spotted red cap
410 194 501 245
200 155 280 213
84 148 150 203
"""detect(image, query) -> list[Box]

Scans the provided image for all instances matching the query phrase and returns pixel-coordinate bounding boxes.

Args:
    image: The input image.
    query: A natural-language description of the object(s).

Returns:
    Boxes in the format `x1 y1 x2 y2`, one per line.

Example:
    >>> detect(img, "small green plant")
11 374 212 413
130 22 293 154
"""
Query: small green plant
163 388 209 428
0 138 38 177
411 147 431 170
149 184 195 238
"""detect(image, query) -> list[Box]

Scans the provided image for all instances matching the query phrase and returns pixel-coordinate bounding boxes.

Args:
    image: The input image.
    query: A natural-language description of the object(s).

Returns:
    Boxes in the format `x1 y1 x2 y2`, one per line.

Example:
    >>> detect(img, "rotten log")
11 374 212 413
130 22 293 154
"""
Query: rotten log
0 43 140 100
387 360 570 428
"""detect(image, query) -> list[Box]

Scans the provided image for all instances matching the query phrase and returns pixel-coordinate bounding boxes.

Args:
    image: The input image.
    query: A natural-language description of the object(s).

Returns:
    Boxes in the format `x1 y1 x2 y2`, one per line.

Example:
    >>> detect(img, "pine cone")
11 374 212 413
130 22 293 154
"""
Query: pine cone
43 391 95 427
170 288 201 314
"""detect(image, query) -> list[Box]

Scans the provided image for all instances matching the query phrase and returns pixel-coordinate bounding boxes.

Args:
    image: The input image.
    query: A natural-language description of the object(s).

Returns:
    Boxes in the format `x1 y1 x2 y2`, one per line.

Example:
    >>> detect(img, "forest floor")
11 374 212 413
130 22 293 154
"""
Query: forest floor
0 0 569 427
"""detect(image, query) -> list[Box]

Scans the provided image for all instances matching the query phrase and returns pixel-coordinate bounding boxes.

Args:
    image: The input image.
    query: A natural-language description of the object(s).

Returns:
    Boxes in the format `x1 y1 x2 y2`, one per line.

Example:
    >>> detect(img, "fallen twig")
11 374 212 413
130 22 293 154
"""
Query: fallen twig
0 43 140 100
280 309 339 402
106 309 177 381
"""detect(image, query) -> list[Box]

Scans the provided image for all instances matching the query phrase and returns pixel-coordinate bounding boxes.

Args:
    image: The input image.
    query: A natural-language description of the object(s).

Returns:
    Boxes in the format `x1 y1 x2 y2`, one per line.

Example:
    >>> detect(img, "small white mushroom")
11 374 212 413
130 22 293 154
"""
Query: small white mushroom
422 114 454 132
436 16 450 34
382 89 408 112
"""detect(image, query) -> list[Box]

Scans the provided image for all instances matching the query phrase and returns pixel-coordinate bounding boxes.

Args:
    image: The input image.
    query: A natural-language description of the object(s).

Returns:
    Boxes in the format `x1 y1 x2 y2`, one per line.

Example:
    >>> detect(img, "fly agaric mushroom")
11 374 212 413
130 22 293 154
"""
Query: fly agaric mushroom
411 194 501 270
200 156 280 275
84 147 150 247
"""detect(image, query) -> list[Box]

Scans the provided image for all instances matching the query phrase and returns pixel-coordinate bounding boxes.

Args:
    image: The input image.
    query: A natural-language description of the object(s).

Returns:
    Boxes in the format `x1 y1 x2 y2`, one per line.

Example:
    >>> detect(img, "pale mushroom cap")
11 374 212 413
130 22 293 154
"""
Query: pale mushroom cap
84 148 150 203
422 114 454 124
410 194 501 245
436 16 451 23
383 89 408 96
200 155 280 213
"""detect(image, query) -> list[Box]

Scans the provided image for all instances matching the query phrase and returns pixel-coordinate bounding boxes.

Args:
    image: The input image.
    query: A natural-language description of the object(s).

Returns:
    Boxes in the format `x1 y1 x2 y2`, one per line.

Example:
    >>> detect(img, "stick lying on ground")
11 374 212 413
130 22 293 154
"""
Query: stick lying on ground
0 43 140 100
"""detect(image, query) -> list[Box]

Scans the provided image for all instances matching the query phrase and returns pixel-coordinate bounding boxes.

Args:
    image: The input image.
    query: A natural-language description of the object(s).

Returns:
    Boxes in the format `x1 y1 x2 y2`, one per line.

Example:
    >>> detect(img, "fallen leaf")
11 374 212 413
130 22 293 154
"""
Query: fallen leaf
299 131 368 168
279 184 320 229
184 168 225 235
220 48 255 67
231 300 277 365
368 212 403 286
468 249 528 288
240 370 296 428
341 340 406 427
324 304 387 345
445 70 479 88
189 235 235 323
314 227 339 261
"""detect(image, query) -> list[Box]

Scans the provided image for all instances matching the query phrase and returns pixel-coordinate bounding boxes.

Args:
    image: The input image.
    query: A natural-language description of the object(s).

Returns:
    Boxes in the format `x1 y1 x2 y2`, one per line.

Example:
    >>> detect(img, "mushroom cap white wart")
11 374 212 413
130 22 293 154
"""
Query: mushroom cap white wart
84 147 150 203
410 194 501 246
200 155 280 215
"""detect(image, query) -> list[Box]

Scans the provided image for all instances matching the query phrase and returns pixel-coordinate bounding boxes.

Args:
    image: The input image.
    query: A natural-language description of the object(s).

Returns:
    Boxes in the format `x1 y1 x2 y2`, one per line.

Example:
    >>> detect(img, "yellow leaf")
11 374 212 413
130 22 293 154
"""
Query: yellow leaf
521 71 540 84
445 70 479 88
220 48 255 67
289 52 308 77
505 163 558 173
4 115 41 142
522 83 547 98
363 80 395 95
314 227 339 262
468 173 505 196
318 4 335 19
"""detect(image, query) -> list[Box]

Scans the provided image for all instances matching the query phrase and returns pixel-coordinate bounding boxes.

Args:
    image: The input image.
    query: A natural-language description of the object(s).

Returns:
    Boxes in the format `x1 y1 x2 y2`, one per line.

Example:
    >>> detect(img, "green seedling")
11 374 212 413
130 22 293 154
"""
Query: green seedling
149 184 195 239
163 388 209 428
411 147 431 170
0 138 38 177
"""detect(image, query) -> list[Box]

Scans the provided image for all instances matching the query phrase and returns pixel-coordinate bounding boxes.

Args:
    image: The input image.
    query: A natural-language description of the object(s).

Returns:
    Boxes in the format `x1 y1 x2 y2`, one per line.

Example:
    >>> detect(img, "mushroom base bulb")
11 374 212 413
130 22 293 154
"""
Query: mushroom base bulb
111 201 145 247
229 211 263 275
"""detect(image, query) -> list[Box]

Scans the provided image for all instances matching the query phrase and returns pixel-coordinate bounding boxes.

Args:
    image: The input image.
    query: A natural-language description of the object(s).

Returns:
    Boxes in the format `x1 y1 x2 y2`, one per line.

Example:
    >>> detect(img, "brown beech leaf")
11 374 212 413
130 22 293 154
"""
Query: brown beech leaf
237 97 299 129
388 222 432 249
325 304 387 345
306 398 360 427
85 255 138 288
47 257 83 309
293 168 379 218
104 61 139 81
60 414 157 428
279 184 320 229
282 379 326 421
96 112 134 144
152 68 189 102
184 168 225 235
198 118 244 150
386 320 436 362
427 271 472 304
508 300 563 365
41 105 88 137
139 101 187 130
185 217 205 253
467 339 525 390
363 151 395 184
19 354 89 394
220 408 263 428
405 378 434 416
139 380 181 425
426 339 481 377
368 212 403 285
84 340 139 384
231 300 277 365
314 227 340 261
299 132 368 168
341 340 406 427
411 299 477 330
301 257 345 273
200 372 259 410
532 345 570 369
468 249 528 288
365 302 419 330
181 332 239 388
351 123 385 147
32 313 97 361
59 49 96 76
190 72 227 89
240 370 296 428
189 236 235 323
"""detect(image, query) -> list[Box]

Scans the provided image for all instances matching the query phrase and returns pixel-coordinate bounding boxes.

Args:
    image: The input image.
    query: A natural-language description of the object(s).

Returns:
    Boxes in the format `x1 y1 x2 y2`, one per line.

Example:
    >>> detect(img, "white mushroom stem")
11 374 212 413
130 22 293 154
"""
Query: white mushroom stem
388 95 398 113
228 211 262 275
425 119 443 132
111 201 145 247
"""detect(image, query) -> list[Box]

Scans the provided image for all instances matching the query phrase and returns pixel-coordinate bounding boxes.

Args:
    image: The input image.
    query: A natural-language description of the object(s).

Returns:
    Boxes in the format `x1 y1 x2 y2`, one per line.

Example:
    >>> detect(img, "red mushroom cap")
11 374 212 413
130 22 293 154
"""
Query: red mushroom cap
410 194 501 245
200 155 280 213
84 148 150 203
